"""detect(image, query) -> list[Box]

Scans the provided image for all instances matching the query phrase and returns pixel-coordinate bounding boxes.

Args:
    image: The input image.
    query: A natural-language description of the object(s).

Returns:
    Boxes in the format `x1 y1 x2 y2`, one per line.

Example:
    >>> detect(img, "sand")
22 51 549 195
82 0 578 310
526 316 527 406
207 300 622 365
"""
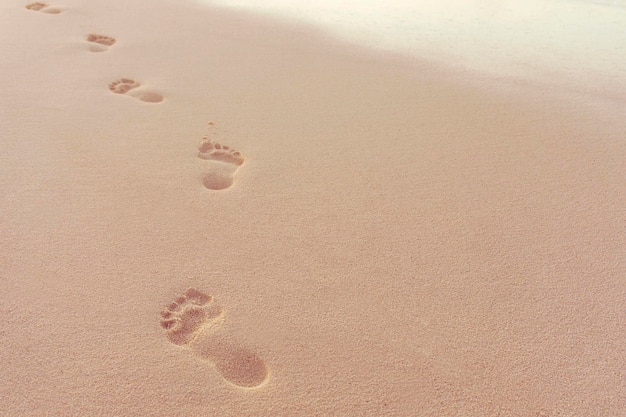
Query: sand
1 0 624 416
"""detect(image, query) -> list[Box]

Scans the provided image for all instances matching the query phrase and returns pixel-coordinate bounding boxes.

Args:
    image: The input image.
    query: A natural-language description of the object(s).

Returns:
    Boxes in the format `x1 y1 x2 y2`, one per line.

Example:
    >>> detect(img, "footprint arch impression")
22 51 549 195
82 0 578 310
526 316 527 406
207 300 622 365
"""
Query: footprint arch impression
160 288 269 389
198 133 244 190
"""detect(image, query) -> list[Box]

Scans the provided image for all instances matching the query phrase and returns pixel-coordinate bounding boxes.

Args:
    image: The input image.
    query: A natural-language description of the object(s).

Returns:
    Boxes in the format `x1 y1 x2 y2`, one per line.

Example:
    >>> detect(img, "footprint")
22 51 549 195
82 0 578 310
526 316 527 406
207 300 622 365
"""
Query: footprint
160 288 269 389
198 137 244 190
25 2 61 14
86 34 116 53
160 288 221 345
108 78 163 103
198 139 245 166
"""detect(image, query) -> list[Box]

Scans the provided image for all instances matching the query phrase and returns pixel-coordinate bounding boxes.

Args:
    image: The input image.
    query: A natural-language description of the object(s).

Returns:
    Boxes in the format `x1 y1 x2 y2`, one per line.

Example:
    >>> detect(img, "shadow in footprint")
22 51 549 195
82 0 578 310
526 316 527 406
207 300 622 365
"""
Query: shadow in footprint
198 137 245 190
108 78 163 103
25 2 61 14
87 33 116 53
160 288 269 389
193 334 269 389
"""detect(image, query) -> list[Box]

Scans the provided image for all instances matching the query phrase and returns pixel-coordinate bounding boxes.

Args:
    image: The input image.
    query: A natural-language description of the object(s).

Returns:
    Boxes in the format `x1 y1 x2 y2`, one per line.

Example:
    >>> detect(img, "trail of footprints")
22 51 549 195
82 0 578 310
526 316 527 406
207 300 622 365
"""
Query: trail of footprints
160 289 268 388
26 2 257 387
25 2 245 190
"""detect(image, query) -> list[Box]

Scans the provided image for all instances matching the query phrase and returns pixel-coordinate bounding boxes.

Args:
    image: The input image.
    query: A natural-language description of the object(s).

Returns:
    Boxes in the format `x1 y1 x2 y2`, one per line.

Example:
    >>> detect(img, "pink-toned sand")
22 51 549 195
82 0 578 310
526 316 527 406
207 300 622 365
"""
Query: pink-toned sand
1 0 624 416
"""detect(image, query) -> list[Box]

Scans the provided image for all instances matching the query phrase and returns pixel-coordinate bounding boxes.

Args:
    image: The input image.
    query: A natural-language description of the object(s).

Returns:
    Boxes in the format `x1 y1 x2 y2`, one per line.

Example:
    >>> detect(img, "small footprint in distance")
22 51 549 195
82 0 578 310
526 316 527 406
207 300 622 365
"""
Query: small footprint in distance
108 78 163 103
87 34 116 53
197 129 244 190
25 2 61 14
160 288 269 389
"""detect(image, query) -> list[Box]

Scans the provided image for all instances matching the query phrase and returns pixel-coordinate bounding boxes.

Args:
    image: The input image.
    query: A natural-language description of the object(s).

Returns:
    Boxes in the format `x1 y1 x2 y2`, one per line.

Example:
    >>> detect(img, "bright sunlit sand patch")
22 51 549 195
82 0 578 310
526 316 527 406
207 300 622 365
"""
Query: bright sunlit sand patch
199 0 626 99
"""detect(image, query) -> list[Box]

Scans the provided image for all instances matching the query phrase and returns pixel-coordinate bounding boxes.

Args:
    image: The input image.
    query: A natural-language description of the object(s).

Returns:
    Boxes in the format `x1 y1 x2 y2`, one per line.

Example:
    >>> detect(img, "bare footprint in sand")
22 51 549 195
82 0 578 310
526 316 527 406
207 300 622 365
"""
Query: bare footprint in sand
198 137 244 190
108 78 163 103
160 288 269 389
25 2 61 14
87 33 116 52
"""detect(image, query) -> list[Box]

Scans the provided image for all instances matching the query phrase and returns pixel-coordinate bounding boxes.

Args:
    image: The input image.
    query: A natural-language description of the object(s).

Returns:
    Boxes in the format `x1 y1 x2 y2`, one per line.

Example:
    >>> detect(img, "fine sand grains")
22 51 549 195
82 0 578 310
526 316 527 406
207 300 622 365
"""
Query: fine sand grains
12 1 625 415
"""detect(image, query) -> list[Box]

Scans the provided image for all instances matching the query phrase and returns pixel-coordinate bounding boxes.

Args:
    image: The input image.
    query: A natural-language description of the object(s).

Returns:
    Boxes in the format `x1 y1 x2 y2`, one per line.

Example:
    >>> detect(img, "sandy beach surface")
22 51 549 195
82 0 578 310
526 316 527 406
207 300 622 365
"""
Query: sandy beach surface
1 0 624 416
